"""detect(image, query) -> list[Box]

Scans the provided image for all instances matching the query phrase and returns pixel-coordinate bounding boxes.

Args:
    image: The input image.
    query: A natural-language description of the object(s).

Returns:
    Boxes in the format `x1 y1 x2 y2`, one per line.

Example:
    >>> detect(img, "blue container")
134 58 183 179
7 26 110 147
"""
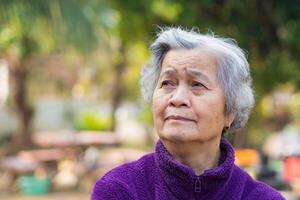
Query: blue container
18 175 51 195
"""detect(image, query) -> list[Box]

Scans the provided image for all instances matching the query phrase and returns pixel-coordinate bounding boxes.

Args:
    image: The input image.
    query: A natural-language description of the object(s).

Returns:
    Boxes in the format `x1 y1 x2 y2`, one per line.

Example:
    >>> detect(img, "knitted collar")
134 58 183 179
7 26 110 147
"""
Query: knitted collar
154 137 235 199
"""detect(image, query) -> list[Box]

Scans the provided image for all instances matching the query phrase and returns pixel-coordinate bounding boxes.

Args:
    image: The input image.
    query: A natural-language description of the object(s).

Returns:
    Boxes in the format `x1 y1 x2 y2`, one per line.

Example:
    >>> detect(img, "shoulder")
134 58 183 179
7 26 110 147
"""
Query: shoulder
233 166 285 200
91 153 156 200
101 152 155 181
91 176 133 200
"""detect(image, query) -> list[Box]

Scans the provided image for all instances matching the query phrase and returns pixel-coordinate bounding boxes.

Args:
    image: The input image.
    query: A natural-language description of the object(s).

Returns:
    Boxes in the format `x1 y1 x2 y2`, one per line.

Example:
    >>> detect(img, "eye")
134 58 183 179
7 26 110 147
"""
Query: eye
191 81 206 88
160 80 175 88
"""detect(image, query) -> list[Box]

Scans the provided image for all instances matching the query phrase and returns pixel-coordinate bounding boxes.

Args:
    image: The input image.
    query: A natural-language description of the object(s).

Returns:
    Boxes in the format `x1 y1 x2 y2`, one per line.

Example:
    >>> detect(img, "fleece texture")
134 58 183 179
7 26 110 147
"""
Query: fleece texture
91 138 285 200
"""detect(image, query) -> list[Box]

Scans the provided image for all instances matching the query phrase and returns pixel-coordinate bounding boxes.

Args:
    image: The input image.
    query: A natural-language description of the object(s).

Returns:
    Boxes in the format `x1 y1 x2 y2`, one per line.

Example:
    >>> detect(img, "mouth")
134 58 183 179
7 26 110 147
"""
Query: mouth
165 115 196 122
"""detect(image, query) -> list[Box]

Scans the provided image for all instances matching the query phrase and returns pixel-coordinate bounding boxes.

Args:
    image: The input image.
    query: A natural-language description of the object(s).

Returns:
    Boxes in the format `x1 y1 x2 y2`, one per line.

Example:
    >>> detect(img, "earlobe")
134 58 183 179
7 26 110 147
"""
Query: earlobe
222 126 229 135
226 112 236 128
222 114 234 135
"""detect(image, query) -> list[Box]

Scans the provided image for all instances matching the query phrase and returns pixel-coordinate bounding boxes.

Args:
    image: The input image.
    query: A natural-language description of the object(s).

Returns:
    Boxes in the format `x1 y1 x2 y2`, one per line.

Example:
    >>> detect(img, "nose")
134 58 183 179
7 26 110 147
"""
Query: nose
168 85 191 107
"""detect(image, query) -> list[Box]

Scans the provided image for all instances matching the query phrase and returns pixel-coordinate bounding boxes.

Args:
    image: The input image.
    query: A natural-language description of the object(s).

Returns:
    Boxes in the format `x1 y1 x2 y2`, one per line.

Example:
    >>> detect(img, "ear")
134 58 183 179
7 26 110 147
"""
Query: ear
225 112 236 128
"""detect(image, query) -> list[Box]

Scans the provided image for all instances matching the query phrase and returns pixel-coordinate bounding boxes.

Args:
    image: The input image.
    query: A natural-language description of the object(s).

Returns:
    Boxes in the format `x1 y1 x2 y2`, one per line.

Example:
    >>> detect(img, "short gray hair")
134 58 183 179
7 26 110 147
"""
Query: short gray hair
140 27 255 131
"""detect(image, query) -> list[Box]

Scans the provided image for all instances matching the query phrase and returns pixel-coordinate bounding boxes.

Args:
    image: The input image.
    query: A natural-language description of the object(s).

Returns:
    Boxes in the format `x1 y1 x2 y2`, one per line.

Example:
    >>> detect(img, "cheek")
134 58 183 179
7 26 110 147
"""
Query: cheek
152 94 161 115
152 92 165 124
194 96 226 127
152 90 169 111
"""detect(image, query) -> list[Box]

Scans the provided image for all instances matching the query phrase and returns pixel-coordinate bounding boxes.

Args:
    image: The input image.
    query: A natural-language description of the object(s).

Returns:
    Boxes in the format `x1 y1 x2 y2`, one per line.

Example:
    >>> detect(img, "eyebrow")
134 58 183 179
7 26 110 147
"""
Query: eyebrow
159 68 177 79
159 67 212 84
185 68 211 84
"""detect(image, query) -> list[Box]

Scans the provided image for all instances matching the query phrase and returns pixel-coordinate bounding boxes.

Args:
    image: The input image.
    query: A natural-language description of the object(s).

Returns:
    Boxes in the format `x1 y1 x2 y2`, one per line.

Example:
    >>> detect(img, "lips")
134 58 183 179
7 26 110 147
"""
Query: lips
165 115 196 122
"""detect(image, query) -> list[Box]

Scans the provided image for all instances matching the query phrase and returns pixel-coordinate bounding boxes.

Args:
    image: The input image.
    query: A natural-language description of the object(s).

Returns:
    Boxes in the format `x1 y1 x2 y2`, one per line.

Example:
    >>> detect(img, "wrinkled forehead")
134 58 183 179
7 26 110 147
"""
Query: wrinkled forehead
162 48 217 68
159 48 219 80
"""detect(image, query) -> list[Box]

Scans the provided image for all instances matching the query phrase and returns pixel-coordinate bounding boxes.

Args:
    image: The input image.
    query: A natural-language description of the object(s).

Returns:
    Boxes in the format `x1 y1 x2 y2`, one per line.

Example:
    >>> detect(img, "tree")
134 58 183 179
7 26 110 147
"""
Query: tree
96 0 183 130
89 0 154 130
0 0 97 149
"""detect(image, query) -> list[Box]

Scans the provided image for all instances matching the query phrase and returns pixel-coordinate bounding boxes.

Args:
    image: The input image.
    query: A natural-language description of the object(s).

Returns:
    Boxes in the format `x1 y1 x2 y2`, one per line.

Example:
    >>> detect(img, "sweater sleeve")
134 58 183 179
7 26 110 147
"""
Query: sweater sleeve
249 183 285 200
91 178 134 200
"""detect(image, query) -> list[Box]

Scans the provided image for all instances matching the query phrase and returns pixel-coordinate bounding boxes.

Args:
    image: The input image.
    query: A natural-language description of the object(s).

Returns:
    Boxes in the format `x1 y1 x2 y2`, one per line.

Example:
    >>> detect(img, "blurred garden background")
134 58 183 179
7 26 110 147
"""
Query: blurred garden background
0 0 300 199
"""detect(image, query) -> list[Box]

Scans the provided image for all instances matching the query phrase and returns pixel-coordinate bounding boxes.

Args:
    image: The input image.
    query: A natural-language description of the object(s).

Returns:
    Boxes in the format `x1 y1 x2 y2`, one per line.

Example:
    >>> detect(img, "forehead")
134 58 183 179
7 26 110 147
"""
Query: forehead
161 48 218 76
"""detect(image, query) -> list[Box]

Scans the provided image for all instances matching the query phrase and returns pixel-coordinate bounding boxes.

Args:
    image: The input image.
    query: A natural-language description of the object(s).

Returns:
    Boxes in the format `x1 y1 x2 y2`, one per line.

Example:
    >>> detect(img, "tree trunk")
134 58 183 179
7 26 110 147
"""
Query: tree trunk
110 43 126 131
256 0 280 51
10 60 34 150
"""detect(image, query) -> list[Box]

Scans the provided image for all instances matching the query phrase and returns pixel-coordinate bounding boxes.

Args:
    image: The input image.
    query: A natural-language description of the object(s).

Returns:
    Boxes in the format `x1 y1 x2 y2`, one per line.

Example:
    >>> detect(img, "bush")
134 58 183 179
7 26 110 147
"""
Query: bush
74 112 111 131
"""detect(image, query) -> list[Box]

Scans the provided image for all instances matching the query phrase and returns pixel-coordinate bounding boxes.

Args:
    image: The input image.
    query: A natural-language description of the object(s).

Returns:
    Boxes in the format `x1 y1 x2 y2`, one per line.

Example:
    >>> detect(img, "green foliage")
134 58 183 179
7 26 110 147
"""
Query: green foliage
123 42 149 101
0 0 98 55
254 50 299 95
138 104 153 126
74 112 112 131
151 0 183 22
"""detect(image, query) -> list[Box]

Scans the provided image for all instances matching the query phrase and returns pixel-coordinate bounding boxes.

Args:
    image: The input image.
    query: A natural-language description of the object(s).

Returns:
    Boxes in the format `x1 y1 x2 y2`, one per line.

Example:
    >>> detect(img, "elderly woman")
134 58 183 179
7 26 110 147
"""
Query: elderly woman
91 27 284 200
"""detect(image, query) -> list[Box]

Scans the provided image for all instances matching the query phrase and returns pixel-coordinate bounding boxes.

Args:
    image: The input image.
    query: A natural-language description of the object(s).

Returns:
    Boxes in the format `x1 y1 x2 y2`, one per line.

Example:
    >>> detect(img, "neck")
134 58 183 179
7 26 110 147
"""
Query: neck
161 136 222 176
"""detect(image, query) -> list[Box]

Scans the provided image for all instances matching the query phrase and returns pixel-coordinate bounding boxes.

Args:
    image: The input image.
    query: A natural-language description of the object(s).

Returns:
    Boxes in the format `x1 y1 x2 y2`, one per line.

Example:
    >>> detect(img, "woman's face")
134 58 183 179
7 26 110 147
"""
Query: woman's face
152 49 233 143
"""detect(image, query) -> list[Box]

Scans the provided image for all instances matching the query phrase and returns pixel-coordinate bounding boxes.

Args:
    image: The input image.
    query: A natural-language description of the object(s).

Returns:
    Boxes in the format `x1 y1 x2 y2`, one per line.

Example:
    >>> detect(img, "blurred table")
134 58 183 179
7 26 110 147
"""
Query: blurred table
32 131 120 148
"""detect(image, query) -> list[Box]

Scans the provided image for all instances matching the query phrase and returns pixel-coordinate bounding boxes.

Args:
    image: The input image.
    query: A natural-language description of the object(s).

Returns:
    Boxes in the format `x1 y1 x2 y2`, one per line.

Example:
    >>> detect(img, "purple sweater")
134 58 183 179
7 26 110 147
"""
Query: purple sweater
91 138 285 200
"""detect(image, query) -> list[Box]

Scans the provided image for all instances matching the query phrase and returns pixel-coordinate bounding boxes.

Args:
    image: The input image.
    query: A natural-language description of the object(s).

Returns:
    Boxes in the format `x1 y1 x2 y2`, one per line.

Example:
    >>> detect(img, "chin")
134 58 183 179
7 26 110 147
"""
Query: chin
158 129 197 143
